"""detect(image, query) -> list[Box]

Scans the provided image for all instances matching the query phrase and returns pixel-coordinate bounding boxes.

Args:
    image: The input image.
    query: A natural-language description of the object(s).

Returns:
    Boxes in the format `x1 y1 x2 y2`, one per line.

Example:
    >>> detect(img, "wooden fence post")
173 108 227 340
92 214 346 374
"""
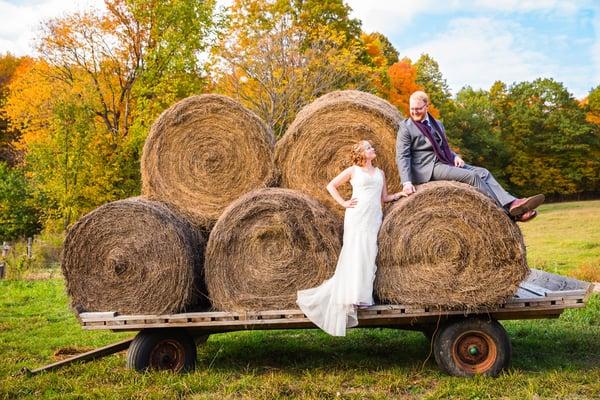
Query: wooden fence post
27 237 32 259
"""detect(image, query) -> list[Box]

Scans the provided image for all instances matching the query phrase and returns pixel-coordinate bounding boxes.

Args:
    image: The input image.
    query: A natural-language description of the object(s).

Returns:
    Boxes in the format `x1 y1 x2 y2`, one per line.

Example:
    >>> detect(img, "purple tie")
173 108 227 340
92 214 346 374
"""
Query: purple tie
423 120 442 146
422 119 432 133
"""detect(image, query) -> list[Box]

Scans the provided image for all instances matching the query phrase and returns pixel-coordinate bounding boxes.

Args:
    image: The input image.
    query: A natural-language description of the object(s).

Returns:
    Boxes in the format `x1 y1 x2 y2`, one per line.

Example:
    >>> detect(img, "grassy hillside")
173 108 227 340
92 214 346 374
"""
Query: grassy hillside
520 200 600 280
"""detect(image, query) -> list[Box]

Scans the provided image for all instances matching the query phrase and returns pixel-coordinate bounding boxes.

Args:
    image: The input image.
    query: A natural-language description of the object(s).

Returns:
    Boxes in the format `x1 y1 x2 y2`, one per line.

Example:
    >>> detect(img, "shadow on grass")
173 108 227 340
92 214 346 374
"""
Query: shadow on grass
196 319 600 374
508 320 600 372
198 327 435 373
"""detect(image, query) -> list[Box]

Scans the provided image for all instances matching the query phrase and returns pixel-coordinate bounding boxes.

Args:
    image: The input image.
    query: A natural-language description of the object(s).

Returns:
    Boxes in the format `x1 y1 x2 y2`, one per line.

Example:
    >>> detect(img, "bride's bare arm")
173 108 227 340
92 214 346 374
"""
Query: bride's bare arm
326 167 358 208
381 171 406 203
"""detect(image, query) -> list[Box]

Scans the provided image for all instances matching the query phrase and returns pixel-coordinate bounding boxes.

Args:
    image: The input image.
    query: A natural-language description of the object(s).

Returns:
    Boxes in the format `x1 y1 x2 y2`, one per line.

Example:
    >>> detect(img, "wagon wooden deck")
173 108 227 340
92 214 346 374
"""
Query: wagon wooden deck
79 269 593 333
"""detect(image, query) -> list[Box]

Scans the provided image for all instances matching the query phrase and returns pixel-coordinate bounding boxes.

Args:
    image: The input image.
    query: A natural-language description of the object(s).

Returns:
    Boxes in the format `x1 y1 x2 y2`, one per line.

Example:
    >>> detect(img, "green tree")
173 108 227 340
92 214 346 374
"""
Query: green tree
504 78 600 196
414 53 452 115
444 86 511 187
0 162 41 241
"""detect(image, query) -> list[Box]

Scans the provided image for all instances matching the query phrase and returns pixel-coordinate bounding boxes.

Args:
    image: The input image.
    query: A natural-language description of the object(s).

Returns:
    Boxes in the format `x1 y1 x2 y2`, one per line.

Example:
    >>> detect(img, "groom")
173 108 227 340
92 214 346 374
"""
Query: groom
395 90 544 222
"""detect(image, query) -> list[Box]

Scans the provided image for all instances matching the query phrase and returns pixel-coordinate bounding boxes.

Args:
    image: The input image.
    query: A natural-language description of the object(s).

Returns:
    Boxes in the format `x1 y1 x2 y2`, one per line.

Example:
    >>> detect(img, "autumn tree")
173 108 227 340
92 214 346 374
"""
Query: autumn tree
384 58 422 116
361 32 398 67
38 0 215 145
503 79 600 196
585 84 600 126
211 0 374 137
0 53 29 166
380 57 444 118
6 0 217 230
6 60 112 229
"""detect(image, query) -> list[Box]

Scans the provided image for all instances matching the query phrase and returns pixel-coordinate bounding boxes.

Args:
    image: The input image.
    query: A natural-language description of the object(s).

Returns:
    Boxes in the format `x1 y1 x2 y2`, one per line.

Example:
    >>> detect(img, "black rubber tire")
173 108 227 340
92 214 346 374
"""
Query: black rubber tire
433 318 511 377
126 329 197 372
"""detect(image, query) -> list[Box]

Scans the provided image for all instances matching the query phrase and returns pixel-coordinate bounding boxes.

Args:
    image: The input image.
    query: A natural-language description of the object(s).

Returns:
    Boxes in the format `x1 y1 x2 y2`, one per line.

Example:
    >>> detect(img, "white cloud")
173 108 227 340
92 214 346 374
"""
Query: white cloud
345 0 437 35
402 17 552 95
0 0 105 56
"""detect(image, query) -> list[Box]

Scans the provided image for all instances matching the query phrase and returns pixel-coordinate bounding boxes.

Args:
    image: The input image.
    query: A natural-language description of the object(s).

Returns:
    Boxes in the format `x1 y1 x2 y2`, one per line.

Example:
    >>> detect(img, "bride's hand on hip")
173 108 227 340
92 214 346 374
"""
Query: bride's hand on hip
342 198 358 208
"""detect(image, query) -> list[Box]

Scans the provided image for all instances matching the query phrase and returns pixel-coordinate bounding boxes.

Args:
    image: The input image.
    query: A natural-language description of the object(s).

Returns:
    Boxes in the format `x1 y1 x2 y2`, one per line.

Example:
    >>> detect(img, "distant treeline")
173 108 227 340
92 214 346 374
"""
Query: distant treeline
1 0 599 241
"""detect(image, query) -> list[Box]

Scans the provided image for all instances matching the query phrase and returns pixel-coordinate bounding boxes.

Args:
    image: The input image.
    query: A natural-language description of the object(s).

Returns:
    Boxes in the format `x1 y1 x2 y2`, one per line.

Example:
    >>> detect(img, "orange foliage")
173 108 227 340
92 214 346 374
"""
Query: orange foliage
580 96 600 125
360 33 386 68
385 58 440 118
4 59 59 151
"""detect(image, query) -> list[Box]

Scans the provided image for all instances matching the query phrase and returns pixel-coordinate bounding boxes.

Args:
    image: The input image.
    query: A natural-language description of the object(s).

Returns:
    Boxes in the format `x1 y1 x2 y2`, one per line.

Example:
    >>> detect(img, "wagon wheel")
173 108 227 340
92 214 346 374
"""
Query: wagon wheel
127 329 196 372
433 318 511 377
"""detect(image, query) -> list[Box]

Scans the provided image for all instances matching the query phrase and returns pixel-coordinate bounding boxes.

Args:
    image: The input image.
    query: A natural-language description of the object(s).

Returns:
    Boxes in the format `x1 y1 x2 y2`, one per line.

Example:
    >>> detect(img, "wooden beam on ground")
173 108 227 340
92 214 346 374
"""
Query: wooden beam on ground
24 338 133 376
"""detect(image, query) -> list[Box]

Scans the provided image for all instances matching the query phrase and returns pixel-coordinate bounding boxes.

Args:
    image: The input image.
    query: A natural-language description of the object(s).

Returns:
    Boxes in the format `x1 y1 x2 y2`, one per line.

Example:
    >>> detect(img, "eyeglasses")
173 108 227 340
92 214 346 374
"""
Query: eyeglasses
409 104 428 112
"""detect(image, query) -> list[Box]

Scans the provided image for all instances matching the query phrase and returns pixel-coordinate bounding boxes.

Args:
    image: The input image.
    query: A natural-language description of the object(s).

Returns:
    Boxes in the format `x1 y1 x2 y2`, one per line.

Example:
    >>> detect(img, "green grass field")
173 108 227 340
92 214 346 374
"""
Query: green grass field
1 200 599 399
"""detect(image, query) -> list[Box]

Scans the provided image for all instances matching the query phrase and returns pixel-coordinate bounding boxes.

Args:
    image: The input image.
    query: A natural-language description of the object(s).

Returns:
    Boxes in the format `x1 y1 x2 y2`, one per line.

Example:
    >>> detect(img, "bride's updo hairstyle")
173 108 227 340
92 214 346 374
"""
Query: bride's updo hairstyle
350 140 374 167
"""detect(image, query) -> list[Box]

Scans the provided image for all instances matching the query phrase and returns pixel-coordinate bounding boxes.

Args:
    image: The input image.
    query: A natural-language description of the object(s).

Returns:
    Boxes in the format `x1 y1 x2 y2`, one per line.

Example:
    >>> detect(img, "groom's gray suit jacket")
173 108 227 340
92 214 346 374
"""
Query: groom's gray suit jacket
395 116 456 184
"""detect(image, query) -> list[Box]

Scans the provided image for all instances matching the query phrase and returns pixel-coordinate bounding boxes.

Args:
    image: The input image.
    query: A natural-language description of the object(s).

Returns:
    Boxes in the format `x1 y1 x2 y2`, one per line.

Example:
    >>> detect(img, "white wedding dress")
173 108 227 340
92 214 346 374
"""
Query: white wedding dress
297 166 384 336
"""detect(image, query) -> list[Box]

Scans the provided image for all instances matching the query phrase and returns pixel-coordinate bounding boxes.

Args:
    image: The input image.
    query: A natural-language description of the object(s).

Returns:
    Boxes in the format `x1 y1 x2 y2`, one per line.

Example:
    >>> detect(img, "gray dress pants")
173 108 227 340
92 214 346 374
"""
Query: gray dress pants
431 162 516 208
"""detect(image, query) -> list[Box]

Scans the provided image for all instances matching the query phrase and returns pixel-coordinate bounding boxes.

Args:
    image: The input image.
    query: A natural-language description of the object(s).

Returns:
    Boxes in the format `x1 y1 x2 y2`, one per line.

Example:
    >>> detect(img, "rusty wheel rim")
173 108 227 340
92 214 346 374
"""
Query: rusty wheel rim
451 330 497 374
149 339 185 371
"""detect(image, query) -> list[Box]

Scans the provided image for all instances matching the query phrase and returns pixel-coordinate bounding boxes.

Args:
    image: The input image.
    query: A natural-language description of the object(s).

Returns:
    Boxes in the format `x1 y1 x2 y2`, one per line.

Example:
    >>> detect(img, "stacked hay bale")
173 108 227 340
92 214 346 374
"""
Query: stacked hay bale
205 188 342 311
141 94 277 228
375 182 529 309
62 198 207 315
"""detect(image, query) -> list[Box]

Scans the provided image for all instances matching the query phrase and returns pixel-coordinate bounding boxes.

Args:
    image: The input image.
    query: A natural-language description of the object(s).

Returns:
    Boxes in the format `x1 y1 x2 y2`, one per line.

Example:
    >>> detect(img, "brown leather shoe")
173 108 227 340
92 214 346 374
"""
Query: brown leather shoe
516 209 537 222
509 194 545 216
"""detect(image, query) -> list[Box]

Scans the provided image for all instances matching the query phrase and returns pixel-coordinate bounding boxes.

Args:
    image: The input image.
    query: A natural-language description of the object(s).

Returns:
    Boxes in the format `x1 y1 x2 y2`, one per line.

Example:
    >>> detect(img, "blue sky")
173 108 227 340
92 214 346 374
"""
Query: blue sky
346 0 600 98
1 0 598 98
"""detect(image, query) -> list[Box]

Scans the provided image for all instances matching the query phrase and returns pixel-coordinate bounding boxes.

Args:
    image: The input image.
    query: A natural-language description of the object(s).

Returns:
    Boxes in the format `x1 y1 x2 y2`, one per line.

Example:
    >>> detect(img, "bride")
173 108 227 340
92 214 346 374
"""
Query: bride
297 140 405 336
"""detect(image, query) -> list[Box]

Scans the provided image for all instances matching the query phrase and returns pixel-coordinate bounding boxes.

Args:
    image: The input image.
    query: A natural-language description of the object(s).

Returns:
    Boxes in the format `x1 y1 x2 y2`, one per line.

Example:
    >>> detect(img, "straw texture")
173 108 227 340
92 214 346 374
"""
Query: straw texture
375 181 529 308
61 197 207 314
141 94 276 227
274 90 403 217
205 188 342 311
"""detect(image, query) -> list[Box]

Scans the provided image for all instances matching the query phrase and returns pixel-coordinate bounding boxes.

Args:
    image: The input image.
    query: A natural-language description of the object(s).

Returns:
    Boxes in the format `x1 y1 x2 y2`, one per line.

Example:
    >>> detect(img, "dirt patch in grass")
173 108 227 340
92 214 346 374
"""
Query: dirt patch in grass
53 346 93 360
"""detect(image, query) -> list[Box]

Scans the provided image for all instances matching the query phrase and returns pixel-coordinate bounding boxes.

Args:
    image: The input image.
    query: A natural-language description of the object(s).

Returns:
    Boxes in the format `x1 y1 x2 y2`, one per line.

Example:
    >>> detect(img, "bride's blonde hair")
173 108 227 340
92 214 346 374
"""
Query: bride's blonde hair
350 140 374 167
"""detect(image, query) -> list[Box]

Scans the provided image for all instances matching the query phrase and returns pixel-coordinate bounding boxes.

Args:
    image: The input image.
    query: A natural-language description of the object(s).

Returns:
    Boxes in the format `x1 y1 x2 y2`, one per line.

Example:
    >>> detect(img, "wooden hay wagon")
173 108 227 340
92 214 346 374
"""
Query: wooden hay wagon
28 269 594 377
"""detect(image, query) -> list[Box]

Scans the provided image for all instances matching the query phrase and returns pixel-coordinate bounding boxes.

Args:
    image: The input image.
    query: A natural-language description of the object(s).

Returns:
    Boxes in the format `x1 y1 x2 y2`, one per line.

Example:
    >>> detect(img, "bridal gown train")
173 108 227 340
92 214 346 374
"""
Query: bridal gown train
297 166 384 336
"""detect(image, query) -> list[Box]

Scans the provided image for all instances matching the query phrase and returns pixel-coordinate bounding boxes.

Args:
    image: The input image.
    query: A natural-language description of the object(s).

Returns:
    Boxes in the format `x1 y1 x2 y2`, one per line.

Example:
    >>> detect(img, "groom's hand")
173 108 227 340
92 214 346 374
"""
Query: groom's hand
454 155 465 168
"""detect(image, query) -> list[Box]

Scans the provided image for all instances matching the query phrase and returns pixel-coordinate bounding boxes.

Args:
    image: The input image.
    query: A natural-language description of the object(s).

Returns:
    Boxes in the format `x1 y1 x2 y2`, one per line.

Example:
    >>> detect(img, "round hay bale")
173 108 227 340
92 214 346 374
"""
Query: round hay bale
375 181 529 309
141 94 276 228
274 90 402 217
62 197 207 315
205 188 342 311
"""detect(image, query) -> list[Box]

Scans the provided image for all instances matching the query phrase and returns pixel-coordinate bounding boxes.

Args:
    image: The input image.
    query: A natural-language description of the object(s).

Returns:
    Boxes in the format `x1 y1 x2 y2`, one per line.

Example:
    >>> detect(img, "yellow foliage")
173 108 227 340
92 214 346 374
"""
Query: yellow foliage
4 59 61 151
